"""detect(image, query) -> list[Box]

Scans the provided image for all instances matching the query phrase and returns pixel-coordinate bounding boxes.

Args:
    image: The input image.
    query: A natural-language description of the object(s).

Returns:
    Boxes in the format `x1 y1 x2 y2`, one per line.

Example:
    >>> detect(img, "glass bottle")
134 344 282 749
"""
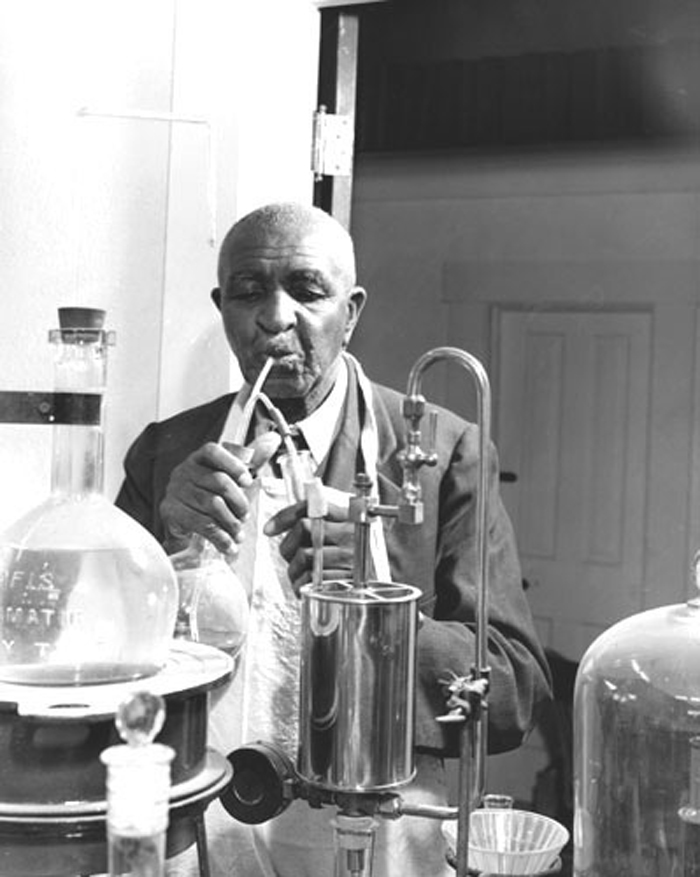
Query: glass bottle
332 814 377 877
574 551 700 876
101 690 174 877
0 307 178 685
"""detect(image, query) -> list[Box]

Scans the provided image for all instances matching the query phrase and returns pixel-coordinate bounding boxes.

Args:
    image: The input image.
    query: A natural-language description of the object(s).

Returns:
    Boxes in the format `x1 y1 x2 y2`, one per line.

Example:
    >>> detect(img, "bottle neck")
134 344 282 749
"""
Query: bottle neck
49 333 108 499
51 421 104 496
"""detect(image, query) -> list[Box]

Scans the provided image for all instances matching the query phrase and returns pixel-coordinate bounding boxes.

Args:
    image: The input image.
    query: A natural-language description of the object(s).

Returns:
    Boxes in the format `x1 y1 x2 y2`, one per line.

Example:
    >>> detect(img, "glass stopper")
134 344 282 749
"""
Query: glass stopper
115 691 166 747
58 307 106 330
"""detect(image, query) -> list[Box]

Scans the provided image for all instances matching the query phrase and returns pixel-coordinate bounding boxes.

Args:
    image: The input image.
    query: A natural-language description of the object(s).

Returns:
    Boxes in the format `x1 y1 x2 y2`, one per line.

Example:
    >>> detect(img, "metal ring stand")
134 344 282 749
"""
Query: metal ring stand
0 749 231 877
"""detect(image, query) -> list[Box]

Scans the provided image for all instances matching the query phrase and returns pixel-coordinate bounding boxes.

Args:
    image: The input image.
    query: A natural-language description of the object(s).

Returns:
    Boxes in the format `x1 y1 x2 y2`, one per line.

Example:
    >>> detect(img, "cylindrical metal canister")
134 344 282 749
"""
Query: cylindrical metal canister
298 580 420 793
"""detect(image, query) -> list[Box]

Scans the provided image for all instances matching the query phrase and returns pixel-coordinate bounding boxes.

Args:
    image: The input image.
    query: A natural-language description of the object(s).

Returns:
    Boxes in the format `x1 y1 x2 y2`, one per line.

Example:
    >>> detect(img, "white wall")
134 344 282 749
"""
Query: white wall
0 0 320 530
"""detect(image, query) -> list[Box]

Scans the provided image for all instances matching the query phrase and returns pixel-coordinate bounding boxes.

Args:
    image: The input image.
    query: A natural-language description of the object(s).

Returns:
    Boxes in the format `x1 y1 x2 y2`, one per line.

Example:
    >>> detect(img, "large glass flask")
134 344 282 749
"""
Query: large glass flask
0 307 178 686
574 552 700 875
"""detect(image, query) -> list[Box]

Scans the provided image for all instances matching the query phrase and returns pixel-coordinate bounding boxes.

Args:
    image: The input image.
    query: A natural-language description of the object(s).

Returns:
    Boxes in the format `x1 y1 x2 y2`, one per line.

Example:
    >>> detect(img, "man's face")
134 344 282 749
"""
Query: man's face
213 223 366 415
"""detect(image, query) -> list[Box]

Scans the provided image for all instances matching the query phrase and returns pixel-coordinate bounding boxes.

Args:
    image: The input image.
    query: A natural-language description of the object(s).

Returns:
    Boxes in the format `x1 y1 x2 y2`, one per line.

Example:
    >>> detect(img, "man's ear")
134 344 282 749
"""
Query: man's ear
211 288 222 311
344 286 367 344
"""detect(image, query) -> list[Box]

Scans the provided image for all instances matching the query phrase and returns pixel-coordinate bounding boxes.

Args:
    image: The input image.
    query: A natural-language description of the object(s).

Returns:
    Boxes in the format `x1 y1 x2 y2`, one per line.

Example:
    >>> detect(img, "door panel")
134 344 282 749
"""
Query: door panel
497 310 651 629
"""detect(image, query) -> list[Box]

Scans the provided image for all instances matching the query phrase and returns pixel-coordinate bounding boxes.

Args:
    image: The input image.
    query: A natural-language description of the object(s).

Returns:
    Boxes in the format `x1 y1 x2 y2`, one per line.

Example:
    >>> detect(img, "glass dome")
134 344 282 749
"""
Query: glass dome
0 308 178 686
574 552 700 875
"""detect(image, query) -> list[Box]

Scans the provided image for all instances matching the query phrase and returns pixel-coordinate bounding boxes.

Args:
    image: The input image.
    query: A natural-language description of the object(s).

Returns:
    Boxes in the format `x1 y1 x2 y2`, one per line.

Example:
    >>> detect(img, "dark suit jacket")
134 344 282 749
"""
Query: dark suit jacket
116 375 551 757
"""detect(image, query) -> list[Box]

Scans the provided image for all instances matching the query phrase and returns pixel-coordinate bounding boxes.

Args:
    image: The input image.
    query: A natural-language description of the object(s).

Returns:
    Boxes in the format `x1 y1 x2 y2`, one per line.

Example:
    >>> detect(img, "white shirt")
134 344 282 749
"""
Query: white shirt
283 357 347 470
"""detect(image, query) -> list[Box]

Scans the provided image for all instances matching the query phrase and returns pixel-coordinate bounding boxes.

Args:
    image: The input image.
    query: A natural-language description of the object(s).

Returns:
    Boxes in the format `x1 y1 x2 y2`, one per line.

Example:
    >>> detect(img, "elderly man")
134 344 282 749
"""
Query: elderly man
116 202 551 877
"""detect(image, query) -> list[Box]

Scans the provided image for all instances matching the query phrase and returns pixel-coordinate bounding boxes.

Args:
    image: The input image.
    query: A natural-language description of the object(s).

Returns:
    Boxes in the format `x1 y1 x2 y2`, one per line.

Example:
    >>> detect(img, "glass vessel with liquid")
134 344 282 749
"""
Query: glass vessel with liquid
0 308 178 686
171 535 249 657
574 551 700 875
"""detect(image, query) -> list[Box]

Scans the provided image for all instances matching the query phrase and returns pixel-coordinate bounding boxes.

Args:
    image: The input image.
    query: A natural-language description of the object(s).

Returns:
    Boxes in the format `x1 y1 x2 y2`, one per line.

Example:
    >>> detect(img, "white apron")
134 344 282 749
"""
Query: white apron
166 357 452 877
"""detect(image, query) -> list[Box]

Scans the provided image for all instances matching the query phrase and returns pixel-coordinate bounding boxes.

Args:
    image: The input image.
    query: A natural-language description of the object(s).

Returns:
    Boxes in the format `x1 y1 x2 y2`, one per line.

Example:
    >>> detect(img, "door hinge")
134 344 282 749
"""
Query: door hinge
311 105 354 180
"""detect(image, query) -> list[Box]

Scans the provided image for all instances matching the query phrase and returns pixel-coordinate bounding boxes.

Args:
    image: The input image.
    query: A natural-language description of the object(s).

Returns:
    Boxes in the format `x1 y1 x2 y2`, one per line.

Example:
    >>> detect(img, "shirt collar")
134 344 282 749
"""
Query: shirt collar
292 358 347 469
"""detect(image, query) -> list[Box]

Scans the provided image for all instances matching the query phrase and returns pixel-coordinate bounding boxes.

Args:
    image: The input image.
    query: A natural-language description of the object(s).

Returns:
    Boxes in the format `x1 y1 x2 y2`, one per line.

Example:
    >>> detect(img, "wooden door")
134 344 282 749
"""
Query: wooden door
496 309 652 638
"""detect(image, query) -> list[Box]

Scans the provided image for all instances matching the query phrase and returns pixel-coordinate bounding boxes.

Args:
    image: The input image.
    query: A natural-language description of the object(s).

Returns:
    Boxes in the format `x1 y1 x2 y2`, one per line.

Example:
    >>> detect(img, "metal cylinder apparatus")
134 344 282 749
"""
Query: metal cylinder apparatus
297 580 420 793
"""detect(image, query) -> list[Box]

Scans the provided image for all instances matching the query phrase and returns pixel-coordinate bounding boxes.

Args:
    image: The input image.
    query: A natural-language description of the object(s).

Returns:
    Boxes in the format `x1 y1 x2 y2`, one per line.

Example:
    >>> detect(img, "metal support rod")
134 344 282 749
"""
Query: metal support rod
351 473 373 588
348 473 400 589
454 710 478 877
404 346 492 877
194 813 211 877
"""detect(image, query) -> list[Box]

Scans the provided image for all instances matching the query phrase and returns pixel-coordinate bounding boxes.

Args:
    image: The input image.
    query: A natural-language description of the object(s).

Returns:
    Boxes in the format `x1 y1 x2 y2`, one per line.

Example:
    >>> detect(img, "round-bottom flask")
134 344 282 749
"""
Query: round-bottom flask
0 496 178 685
171 536 249 658
0 308 178 686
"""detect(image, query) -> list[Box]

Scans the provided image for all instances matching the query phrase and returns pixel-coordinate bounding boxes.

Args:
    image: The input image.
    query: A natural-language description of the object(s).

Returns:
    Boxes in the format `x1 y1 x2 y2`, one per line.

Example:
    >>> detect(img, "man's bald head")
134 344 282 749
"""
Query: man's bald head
218 202 357 290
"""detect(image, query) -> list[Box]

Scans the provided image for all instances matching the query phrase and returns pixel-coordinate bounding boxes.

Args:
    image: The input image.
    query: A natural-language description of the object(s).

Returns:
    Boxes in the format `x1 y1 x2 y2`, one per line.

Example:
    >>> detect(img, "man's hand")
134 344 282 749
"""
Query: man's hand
263 489 354 594
160 433 281 554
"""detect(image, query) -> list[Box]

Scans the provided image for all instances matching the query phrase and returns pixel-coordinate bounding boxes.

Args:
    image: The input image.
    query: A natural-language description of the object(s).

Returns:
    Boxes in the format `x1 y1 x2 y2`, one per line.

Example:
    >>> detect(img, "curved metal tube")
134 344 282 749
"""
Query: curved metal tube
406 346 491 684
405 346 492 877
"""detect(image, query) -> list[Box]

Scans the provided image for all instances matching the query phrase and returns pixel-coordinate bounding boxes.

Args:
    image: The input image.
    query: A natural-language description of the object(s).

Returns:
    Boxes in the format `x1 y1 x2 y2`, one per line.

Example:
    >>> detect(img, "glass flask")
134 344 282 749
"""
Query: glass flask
171 535 249 657
169 436 250 657
574 551 700 876
0 307 178 686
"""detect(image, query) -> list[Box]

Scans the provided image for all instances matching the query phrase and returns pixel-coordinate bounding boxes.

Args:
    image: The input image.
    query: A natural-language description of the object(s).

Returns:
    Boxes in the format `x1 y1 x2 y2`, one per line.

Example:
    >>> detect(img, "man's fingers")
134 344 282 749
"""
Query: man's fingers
162 502 237 555
263 488 351 538
195 442 254 488
222 433 282 474
263 500 307 537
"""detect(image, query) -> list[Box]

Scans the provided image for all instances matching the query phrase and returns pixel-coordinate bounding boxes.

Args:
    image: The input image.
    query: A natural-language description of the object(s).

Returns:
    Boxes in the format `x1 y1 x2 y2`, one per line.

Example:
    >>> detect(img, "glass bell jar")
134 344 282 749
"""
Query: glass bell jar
574 550 700 876
0 307 178 686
